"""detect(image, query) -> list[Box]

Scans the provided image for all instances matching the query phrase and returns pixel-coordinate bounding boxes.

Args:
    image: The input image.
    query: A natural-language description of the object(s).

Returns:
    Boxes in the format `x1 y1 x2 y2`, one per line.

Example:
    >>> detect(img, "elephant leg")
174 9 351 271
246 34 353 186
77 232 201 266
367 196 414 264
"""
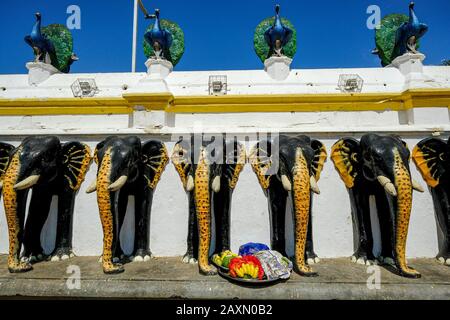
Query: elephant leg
113 189 129 261
305 195 320 264
212 186 232 254
430 186 450 266
22 187 53 263
348 187 375 264
375 187 395 265
267 183 288 257
183 192 198 264
133 188 154 262
50 190 76 261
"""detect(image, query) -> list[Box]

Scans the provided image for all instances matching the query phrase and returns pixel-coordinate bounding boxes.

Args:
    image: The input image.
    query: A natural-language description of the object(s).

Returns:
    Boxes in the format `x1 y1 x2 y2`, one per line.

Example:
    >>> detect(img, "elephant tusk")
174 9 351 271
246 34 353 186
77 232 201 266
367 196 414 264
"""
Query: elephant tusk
186 175 194 192
377 176 397 197
108 175 128 192
14 175 40 190
212 176 221 193
281 175 292 191
412 179 424 193
85 180 97 194
310 176 321 195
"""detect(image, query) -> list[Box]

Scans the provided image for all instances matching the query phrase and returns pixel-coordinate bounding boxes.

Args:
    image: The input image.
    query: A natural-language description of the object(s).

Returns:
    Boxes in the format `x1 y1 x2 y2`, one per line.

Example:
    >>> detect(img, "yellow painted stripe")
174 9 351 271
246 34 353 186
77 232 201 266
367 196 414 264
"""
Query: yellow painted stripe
0 88 449 115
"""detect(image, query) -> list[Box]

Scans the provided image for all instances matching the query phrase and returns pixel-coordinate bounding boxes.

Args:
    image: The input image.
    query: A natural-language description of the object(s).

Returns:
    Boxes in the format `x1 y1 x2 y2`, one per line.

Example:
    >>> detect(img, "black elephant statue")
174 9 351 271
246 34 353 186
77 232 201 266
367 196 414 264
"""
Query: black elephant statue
249 135 327 276
1 136 92 273
331 134 424 278
412 137 450 266
171 135 246 275
87 136 168 274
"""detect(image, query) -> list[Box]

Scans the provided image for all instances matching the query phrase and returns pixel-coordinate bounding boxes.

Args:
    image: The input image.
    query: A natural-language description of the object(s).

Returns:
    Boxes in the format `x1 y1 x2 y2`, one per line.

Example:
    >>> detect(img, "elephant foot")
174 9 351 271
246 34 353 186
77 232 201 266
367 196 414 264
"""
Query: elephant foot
131 249 153 262
102 262 124 275
378 256 396 266
351 251 376 266
305 251 321 265
8 262 33 273
182 252 198 264
437 255 450 266
199 265 218 276
50 247 75 262
20 253 47 264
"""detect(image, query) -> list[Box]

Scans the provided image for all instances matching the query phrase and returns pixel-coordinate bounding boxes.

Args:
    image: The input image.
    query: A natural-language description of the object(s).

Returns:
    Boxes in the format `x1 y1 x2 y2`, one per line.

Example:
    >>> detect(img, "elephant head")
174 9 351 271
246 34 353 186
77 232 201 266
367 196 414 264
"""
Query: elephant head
412 137 450 266
171 135 246 275
249 135 327 276
89 136 168 274
2 136 91 273
331 134 423 278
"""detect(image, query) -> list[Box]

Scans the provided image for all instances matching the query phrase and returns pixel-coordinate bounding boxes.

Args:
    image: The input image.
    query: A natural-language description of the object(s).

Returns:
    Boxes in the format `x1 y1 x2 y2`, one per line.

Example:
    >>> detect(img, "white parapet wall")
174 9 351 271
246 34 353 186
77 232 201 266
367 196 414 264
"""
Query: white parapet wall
0 60 450 259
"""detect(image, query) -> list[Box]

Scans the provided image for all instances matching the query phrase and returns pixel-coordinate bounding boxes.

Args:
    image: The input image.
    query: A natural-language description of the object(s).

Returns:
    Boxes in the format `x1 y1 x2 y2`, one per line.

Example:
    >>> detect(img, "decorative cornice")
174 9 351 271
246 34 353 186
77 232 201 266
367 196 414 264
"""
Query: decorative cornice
0 89 449 115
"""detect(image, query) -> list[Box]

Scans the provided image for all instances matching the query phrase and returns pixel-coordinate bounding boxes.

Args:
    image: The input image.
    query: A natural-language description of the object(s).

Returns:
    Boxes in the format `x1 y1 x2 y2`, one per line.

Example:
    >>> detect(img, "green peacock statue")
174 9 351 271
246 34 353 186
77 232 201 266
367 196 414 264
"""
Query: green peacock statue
25 13 78 73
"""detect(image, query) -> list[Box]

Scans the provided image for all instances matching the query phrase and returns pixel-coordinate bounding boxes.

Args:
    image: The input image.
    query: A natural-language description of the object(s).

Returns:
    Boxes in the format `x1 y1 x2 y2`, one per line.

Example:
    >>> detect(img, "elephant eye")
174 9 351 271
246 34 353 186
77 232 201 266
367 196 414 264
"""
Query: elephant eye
42 153 54 163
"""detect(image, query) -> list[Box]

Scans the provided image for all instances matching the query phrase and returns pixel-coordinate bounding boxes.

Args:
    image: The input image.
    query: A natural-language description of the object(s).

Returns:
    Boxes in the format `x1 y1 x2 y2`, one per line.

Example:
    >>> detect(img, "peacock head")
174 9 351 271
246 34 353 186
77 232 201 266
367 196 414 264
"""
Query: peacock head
35 12 42 21
409 2 415 9
275 4 280 15
155 9 160 18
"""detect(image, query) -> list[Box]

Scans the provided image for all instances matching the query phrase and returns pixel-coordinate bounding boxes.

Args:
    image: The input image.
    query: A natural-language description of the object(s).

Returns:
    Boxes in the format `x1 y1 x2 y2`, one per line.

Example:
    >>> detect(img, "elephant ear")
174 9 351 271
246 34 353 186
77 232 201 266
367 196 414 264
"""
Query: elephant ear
61 142 92 191
0 142 15 185
171 141 192 190
141 141 169 189
249 140 274 190
331 138 361 188
224 141 247 189
412 138 449 188
310 140 328 181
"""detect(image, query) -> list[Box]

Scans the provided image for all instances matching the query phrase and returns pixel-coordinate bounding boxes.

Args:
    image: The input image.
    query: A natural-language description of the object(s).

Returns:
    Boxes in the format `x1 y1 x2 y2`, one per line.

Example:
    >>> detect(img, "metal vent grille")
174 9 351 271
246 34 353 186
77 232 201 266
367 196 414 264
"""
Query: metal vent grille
71 79 99 97
338 74 364 93
208 75 227 96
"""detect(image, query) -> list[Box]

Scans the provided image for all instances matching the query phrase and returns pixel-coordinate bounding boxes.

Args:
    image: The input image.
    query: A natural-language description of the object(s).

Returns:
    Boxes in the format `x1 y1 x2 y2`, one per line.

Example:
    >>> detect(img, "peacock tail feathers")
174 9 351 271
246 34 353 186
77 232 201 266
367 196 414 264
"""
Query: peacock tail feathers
143 19 184 67
254 17 297 64
42 24 74 72
374 14 420 67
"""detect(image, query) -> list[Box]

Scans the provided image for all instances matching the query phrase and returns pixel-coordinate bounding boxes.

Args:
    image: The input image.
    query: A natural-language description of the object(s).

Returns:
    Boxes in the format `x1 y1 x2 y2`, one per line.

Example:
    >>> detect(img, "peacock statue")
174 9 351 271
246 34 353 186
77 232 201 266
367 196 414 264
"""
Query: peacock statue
393 2 428 57
144 9 173 63
264 5 293 58
373 2 428 67
24 12 78 73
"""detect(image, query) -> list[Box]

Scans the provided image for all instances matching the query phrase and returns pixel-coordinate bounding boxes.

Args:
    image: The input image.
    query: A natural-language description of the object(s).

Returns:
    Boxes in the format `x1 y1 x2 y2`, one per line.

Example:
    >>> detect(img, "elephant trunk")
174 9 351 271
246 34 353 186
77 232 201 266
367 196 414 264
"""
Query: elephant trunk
392 149 421 278
292 148 316 276
194 148 216 275
2 149 32 272
96 148 123 274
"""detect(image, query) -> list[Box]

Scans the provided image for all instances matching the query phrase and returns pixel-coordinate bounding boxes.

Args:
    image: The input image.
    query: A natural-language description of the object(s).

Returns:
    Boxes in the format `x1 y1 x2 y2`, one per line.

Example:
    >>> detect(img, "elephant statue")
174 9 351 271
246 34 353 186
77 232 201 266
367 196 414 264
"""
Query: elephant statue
2 136 92 273
88 136 168 274
171 135 246 275
249 135 327 276
412 137 450 266
331 134 424 278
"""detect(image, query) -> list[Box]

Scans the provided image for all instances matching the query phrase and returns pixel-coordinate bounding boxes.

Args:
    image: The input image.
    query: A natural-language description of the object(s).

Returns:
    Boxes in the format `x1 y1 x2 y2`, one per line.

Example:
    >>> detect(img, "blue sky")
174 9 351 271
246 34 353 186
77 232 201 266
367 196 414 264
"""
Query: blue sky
0 0 449 74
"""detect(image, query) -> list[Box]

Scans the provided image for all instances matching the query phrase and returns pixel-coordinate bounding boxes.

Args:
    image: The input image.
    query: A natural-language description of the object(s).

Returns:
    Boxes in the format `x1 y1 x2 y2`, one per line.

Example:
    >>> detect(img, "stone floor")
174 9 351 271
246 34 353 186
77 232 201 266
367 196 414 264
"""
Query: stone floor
0 255 448 299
